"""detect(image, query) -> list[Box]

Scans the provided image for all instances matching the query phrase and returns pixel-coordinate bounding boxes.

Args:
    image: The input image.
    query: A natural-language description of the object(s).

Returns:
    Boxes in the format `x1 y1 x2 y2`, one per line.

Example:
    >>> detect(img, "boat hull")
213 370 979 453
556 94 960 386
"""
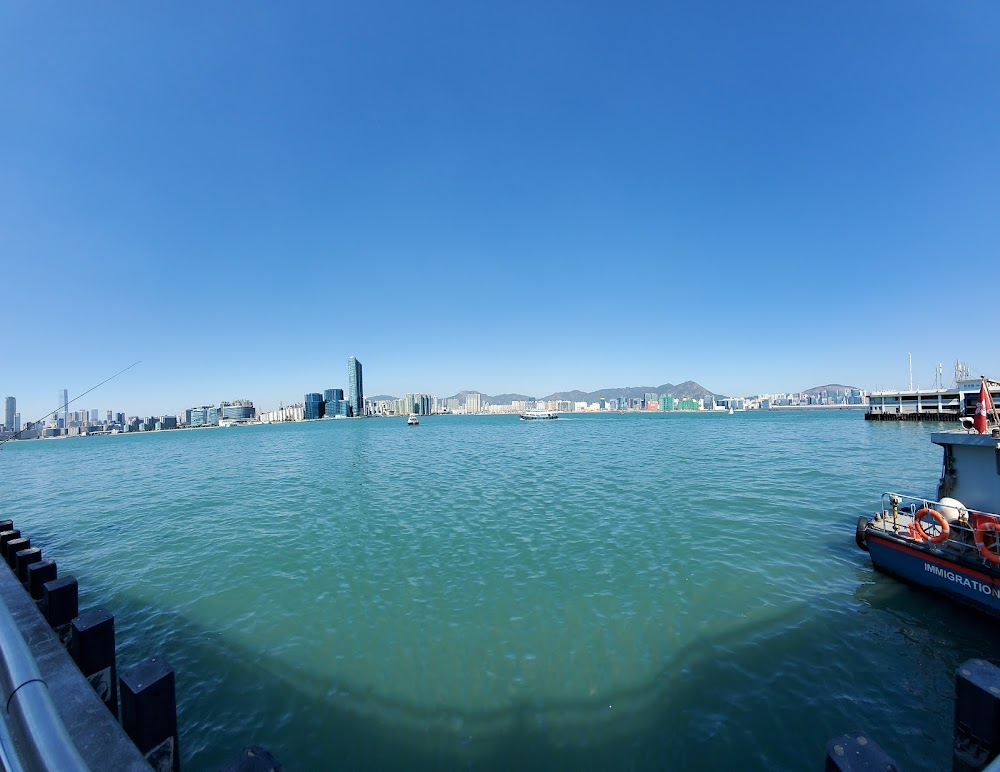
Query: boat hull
866 531 1000 616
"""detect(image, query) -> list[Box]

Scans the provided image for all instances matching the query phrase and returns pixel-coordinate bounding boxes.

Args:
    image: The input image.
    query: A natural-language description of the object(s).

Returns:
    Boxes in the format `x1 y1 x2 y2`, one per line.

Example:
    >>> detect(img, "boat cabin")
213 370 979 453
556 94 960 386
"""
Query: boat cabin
935 431 1000 515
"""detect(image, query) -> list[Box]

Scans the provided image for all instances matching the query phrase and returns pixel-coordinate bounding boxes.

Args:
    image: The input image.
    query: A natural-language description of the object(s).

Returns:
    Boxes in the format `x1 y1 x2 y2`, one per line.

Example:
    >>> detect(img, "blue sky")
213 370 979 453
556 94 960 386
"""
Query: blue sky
2 2 998 419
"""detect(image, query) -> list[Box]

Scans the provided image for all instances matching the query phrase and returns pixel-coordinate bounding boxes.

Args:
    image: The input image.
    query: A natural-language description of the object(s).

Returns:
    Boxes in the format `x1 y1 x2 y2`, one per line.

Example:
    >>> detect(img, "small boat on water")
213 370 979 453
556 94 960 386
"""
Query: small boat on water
520 410 558 420
407 414 419 426
856 379 1000 616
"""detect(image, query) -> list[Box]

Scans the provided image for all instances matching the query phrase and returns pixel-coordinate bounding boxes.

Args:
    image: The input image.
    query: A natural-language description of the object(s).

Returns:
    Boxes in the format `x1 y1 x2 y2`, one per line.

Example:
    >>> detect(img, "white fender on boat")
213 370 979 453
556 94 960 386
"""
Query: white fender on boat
938 497 968 524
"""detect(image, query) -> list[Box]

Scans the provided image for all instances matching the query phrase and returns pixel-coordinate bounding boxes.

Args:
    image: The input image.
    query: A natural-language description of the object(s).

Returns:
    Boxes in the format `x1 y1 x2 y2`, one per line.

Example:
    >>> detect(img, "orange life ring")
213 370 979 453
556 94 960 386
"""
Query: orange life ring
975 521 1000 564
914 508 950 543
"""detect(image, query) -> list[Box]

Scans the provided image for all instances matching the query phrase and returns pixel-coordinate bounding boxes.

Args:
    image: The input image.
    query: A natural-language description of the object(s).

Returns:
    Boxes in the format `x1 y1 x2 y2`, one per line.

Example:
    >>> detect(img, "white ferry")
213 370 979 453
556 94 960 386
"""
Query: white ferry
520 410 558 420
407 414 419 426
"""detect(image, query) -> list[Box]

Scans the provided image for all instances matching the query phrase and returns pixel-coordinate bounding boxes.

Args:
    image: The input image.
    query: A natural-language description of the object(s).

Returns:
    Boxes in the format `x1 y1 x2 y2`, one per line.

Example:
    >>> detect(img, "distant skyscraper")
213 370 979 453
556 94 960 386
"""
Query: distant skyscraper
465 392 482 414
56 389 69 421
348 356 363 417
56 389 69 423
304 393 324 420
4 397 14 431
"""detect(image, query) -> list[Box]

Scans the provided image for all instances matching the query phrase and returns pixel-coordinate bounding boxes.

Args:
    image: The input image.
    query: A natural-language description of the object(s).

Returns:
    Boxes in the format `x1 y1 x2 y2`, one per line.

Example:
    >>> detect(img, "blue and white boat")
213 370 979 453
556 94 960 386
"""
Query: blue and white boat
857 422 1000 615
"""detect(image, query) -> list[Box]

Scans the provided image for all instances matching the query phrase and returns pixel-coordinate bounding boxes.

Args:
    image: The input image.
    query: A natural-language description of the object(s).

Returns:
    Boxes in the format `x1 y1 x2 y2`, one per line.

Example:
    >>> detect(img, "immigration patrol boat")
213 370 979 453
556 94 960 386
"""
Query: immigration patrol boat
856 378 1000 615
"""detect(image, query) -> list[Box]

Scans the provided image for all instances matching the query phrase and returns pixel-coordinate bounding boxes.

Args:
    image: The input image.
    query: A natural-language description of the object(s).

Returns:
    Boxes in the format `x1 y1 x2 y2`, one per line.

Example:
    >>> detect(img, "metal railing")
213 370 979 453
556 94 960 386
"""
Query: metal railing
0 598 89 772
873 492 1000 561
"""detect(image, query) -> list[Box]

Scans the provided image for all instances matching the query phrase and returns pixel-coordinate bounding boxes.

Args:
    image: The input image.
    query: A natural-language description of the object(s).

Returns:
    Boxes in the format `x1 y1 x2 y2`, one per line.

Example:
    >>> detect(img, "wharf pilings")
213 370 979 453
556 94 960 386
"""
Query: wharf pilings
0 514 282 771
864 410 960 422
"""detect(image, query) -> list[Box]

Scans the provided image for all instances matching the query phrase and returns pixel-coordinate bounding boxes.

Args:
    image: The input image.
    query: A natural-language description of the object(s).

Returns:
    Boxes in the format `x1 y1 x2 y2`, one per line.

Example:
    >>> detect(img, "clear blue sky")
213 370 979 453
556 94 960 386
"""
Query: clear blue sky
2 2 998 419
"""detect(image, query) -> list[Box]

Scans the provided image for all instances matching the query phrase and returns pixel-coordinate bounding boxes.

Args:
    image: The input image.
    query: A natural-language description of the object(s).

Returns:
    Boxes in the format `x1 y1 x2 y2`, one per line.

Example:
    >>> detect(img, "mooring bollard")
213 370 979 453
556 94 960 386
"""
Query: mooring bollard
120 656 180 772
824 731 896 771
27 559 57 600
954 658 1000 772
220 744 283 772
0 529 22 562
71 608 119 718
15 546 41 583
5 537 30 569
43 575 79 631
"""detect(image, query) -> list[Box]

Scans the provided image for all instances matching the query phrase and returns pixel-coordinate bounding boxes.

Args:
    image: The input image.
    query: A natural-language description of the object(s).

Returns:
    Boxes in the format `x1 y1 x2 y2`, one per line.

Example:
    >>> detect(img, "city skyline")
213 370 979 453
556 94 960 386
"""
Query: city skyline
3 4 998 422
0 368 949 429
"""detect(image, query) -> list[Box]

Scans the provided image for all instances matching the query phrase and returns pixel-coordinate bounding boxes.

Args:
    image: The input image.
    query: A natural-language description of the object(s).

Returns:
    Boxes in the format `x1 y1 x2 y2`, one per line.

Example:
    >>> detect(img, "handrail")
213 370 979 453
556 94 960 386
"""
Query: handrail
0 598 89 772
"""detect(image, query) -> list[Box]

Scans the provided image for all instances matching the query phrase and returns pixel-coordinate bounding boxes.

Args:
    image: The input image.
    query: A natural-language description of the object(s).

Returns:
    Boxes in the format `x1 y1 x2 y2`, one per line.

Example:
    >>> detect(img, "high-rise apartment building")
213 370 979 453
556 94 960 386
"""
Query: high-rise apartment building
59 389 69 423
465 392 482 414
4 397 14 431
348 356 363 417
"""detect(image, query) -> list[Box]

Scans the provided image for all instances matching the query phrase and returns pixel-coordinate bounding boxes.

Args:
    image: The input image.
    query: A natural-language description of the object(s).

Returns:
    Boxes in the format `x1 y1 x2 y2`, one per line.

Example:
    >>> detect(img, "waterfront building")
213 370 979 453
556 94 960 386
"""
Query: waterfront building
14 413 20 433
465 392 482 414
326 399 350 417
402 393 433 416
189 406 219 427
58 389 68 423
661 395 675 411
4 397 14 432
304 393 325 420
678 398 699 411
324 389 344 403
446 398 460 412
348 356 364 417
221 400 255 420
259 403 305 423
867 379 996 419
158 416 178 430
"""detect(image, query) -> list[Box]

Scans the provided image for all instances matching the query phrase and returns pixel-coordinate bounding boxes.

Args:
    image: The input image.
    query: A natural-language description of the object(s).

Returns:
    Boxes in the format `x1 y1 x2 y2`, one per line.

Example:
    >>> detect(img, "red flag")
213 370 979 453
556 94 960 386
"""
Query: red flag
974 381 992 434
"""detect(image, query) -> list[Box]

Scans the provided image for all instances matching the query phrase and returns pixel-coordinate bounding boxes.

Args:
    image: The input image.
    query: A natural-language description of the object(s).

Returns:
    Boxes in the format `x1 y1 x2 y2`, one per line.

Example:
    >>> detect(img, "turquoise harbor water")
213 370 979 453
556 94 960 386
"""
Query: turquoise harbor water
1 411 995 769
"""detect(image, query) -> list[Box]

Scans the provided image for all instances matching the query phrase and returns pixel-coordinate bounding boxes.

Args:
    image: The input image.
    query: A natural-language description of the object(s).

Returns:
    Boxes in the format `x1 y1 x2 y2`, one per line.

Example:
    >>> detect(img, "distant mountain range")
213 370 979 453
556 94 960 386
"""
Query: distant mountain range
441 381 721 406
801 384 858 394
372 382 853 406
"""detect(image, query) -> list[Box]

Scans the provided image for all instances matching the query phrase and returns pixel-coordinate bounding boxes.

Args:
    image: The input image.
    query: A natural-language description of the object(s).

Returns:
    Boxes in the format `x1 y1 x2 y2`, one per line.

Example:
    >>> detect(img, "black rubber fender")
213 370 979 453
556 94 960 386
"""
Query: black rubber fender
856 515 870 552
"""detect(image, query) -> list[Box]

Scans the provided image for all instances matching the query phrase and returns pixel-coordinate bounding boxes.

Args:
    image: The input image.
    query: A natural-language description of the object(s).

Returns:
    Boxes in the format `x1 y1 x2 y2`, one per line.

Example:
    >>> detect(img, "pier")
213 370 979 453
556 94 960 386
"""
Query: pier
865 379 1000 423
0 514 280 771
865 410 959 422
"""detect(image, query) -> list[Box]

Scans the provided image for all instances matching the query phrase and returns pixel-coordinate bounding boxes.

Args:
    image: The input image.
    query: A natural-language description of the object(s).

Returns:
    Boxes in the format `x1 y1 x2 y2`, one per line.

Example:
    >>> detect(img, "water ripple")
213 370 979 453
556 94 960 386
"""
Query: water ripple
0 412 976 770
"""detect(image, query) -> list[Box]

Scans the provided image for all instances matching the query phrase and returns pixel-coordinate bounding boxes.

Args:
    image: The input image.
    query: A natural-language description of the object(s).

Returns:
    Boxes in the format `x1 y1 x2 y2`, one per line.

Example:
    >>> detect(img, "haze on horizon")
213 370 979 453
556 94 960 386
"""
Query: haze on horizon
3 3 998 420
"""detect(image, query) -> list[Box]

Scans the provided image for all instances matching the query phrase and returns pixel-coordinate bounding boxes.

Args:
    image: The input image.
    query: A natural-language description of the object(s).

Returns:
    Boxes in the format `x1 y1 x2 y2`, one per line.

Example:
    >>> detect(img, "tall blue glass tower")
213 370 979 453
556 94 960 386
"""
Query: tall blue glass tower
348 356 363 417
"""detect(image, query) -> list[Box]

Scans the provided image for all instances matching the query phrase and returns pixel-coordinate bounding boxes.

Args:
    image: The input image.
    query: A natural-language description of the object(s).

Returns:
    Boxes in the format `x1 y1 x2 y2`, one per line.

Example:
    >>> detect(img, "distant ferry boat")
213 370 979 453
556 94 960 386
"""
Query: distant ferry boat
407 414 419 426
520 410 558 420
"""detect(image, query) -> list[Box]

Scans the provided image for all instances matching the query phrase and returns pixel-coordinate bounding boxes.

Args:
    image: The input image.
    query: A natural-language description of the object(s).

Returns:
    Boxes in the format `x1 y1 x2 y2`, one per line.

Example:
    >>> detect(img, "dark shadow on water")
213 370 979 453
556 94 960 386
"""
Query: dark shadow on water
107 586 977 772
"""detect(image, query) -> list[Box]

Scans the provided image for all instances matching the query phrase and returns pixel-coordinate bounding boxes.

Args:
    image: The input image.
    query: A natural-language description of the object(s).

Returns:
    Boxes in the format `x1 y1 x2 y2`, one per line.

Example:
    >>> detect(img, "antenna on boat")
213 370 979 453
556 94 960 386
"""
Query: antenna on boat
0 361 142 449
